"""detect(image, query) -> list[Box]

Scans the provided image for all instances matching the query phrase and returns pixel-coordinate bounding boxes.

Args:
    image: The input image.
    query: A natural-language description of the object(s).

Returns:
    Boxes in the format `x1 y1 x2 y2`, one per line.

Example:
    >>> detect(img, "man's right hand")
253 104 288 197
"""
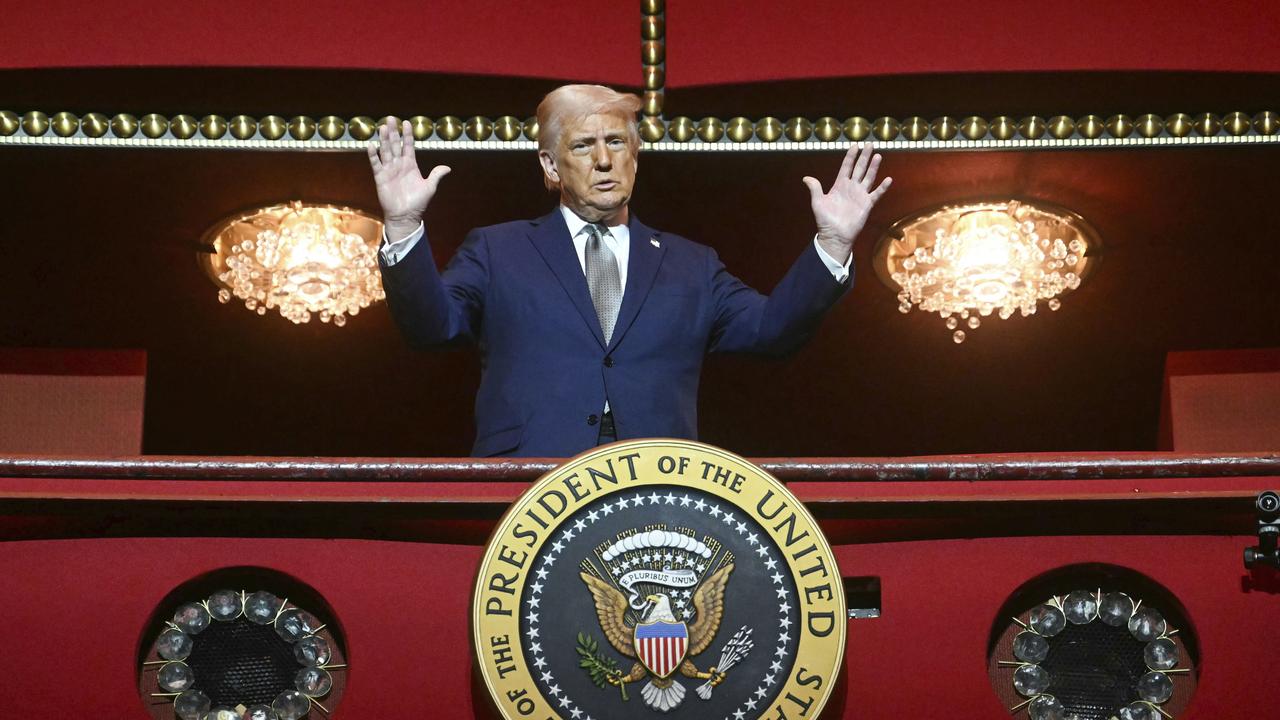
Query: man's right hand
366 117 451 242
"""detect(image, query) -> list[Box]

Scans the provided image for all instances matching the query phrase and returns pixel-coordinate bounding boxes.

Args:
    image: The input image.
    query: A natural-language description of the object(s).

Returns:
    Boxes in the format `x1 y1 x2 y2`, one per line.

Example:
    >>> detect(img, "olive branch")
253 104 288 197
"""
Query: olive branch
575 632 628 701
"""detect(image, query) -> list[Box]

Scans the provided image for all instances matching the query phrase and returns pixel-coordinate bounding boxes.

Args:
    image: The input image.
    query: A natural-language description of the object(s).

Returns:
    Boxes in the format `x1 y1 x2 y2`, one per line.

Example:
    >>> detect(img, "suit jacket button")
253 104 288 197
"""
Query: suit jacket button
603 357 614 367
587 414 599 426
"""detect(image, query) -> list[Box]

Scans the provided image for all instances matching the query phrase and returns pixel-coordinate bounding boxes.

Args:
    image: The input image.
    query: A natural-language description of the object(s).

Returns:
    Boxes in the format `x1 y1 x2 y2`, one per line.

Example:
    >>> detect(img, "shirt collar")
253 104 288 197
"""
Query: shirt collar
559 205 627 238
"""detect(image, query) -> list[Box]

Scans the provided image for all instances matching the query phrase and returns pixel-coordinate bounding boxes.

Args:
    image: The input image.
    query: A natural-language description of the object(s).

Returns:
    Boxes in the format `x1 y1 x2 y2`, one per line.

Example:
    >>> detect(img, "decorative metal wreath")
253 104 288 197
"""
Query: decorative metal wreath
145 590 346 720
1002 589 1188 720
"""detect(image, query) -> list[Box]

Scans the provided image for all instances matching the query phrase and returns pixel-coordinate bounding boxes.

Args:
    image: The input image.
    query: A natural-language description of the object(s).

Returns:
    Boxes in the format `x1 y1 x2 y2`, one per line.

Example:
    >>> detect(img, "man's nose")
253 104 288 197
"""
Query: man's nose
592 141 613 169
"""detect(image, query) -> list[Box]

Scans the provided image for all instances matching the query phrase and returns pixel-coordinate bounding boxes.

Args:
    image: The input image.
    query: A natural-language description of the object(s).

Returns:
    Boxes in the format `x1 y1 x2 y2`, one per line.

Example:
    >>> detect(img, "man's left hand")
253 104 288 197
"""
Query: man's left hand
802 143 892 265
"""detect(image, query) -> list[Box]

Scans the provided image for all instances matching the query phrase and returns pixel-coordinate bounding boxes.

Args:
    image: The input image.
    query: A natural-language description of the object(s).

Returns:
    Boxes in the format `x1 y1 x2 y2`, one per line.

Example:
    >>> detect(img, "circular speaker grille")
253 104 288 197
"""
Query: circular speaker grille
186 619 300 706
988 566 1197 720
1038 620 1147 720
139 572 347 720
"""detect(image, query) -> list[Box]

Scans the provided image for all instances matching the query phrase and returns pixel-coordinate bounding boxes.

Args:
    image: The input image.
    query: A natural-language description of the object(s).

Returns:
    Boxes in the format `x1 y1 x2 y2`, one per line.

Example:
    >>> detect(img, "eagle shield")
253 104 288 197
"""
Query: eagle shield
634 621 689 678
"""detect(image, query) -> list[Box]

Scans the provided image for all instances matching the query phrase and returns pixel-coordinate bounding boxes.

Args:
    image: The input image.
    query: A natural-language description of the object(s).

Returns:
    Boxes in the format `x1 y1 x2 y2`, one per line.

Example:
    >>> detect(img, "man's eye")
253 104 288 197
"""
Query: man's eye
608 139 626 149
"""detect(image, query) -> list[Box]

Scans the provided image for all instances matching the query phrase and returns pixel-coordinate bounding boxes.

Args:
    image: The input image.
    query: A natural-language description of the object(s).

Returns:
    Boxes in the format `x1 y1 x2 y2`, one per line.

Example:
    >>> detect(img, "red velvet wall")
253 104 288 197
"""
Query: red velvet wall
4 0 1280 81
2 471 1275 719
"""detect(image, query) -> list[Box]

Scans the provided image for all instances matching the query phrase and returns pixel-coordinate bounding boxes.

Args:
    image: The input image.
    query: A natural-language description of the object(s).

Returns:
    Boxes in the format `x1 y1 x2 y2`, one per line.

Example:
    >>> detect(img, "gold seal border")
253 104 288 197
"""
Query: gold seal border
472 439 846 720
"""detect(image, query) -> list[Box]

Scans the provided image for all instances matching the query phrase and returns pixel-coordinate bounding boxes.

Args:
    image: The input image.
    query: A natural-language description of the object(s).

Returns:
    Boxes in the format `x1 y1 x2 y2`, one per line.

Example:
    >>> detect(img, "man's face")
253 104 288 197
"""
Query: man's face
539 112 637 223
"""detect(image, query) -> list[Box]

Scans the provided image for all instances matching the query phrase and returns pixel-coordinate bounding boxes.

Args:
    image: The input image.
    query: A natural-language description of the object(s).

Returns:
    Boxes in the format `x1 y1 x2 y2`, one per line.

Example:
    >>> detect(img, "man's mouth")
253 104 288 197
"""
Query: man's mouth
593 180 618 190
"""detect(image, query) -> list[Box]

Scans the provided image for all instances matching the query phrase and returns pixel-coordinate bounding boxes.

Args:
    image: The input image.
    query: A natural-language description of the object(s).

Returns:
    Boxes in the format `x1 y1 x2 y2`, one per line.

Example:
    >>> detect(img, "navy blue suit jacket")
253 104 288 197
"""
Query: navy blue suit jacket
379 209 850 457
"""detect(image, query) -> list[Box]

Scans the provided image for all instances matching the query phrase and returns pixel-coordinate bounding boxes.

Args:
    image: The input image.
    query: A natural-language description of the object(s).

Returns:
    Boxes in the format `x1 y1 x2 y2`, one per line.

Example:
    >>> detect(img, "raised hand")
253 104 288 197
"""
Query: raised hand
366 117 451 241
801 143 892 263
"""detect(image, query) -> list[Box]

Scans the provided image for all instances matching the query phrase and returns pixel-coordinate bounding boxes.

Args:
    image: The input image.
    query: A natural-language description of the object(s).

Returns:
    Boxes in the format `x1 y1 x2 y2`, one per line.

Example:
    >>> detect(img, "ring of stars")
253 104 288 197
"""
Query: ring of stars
522 489 797 720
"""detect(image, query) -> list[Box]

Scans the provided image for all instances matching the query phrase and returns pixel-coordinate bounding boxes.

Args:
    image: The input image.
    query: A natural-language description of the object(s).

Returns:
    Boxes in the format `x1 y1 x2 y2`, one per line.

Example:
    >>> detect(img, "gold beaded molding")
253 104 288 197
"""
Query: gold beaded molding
2 110 1277 151
640 0 666 140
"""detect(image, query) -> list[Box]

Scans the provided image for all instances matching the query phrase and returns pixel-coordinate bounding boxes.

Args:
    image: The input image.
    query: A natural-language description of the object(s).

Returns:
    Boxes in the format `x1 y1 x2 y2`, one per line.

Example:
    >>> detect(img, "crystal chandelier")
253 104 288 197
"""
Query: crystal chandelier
874 200 1099 343
201 202 384 326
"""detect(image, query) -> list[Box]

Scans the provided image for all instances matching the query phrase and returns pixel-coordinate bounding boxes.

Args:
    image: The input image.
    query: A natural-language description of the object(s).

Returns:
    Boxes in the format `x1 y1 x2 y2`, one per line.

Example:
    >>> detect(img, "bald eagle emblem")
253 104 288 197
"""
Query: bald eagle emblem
578 527 753 712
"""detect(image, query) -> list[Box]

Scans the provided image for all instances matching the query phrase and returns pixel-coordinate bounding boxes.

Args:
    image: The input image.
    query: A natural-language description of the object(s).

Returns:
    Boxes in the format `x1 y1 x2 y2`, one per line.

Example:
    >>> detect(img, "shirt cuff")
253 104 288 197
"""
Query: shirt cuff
379 221 426 266
813 235 853 283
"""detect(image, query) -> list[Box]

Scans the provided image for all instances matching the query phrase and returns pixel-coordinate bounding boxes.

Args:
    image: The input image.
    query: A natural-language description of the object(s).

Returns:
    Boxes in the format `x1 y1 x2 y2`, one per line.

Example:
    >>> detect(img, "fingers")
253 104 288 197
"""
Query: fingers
400 119 414 160
366 139 382 171
851 143 871 184
871 176 893 200
377 122 395 166
424 165 452 193
861 153 882 187
386 116 402 160
801 176 823 201
836 145 856 180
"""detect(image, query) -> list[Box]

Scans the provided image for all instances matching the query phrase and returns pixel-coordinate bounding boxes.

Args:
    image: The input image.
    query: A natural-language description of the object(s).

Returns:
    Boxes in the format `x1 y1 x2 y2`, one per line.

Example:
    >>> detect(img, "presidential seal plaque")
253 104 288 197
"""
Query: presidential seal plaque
473 440 845 720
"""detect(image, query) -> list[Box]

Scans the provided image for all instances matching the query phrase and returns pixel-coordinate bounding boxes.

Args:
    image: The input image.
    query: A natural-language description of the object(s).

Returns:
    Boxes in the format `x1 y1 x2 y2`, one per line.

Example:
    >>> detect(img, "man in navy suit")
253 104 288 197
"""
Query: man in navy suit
369 85 891 457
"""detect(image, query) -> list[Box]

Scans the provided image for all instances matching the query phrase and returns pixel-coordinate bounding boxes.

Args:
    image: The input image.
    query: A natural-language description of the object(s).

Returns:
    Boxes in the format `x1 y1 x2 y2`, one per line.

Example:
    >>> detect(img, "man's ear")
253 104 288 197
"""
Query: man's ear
538 150 560 185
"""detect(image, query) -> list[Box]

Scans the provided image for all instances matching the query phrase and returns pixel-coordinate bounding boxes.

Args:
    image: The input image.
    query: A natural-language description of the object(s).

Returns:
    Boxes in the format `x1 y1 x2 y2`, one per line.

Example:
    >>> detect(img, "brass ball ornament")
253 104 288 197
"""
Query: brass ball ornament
1106 114 1134 138
259 115 287 141
465 116 494 142
347 116 376 141
872 116 900 141
408 116 435 141
229 115 257 140
1224 111 1251 136
318 116 346 141
642 14 664 40
140 113 169 139
641 0 663 14
1048 115 1075 140
639 116 666 143
784 117 813 142
642 40 664 66
989 116 1017 141
1076 115 1105 139
288 116 317 141
1254 111 1278 135
960 116 987 141
843 117 871 141
436 116 463 141
170 114 198 140
111 113 139 138
522 117 540 141
494 116 522 142
697 116 725 143
643 66 664 91
81 112 109 138
726 117 753 143
814 117 841 142
1193 113 1221 136
1018 116 1047 139
902 116 929 142
200 115 228 140
1137 114 1164 138
0 110 19 136
755 117 783 143
930 116 958 141
667 116 696 143
22 111 50 137
51 111 79 137
1165 113 1193 138
643 91 664 117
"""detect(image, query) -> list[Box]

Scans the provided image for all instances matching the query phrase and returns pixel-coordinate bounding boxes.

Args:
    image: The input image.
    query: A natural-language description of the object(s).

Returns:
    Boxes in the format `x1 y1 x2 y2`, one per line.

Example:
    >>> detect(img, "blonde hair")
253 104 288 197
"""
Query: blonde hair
536 84 642 190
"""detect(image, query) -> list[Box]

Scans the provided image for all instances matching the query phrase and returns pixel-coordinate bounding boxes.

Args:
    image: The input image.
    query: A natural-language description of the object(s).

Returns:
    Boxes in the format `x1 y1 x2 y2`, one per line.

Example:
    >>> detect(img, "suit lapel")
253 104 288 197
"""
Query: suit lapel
526 210 607 348
608 214 666 352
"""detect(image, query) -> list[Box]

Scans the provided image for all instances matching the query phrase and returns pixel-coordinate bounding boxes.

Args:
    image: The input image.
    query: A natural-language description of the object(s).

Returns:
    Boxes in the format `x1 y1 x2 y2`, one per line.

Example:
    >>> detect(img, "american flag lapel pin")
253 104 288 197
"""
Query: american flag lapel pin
650 236 661 248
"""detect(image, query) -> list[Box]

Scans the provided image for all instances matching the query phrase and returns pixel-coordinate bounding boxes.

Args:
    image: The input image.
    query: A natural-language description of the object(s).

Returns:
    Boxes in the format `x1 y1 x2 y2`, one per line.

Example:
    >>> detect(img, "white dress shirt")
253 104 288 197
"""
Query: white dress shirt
379 206 851 283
